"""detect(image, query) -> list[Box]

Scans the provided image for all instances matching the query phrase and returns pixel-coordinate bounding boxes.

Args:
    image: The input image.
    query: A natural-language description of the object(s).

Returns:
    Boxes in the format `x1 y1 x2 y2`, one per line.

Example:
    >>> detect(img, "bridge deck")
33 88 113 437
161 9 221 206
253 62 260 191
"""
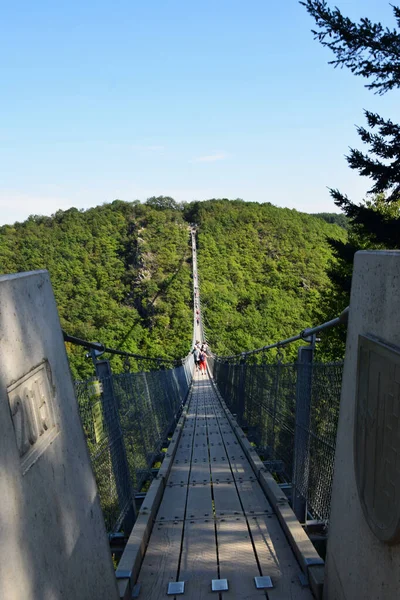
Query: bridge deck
135 372 313 599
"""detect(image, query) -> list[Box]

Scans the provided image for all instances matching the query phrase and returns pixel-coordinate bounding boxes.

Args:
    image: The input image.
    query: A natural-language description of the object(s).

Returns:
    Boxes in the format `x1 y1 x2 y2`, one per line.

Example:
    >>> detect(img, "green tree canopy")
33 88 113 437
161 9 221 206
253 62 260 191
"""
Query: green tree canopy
193 199 346 361
145 196 180 211
0 198 346 374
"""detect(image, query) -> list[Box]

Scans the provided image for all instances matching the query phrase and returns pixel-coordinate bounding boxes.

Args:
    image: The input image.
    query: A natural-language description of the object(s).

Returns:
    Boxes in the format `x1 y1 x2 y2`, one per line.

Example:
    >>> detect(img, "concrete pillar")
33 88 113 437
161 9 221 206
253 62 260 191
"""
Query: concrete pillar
0 271 118 600
325 251 400 599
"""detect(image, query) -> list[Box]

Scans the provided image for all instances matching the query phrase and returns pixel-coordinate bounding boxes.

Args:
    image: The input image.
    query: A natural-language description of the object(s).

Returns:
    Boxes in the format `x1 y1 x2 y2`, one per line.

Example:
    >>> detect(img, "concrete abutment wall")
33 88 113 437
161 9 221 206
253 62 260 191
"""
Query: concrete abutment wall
325 251 400 599
0 271 118 600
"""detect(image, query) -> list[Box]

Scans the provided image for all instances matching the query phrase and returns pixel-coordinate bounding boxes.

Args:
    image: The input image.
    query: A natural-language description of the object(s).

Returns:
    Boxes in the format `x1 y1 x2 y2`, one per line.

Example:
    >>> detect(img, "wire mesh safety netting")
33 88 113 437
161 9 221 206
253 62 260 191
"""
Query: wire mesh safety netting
208 355 343 523
75 355 194 534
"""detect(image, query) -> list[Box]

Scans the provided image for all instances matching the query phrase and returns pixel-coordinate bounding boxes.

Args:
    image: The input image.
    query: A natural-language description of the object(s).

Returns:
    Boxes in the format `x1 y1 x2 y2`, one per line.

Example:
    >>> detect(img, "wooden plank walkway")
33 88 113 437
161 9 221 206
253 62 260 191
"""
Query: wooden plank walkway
135 371 314 599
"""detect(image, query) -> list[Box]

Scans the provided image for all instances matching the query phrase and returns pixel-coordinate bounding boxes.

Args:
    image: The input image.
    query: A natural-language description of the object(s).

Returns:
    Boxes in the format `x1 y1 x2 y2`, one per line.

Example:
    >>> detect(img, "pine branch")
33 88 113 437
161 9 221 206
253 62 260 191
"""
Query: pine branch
330 110 400 202
300 1 400 93
330 188 400 246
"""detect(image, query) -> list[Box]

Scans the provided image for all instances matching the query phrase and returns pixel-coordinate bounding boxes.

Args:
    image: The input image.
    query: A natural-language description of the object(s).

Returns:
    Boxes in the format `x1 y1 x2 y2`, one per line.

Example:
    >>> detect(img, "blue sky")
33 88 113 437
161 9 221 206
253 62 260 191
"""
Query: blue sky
1 0 398 224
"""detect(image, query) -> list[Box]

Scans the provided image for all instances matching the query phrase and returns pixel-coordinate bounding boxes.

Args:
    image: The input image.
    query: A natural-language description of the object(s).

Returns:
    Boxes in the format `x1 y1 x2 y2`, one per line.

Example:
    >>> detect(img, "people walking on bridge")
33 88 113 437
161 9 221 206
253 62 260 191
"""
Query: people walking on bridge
192 343 201 371
199 348 207 374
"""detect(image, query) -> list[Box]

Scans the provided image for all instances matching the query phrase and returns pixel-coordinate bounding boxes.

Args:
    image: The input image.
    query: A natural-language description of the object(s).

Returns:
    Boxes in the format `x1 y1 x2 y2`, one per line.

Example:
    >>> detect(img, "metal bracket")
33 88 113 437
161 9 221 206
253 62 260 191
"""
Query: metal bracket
304 557 324 566
254 576 273 589
167 581 185 595
211 579 229 591
115 569 132 579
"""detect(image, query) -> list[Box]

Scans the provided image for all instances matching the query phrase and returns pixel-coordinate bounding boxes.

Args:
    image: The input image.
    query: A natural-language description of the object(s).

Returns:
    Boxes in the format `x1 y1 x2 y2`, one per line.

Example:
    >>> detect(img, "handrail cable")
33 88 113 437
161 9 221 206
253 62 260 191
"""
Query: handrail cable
62 331 179 364
212 306 349 361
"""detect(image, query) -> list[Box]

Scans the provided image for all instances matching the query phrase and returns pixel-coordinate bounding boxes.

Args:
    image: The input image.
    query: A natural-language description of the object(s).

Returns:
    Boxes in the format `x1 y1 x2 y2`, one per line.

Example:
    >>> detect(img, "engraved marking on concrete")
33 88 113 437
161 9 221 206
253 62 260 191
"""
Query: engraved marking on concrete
8 361 59 474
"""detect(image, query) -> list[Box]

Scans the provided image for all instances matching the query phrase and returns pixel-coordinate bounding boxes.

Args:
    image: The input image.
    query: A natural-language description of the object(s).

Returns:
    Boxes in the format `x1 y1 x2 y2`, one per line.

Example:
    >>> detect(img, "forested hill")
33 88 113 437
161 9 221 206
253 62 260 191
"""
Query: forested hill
191 200 346 360
0 199 346 377
0 201 193 379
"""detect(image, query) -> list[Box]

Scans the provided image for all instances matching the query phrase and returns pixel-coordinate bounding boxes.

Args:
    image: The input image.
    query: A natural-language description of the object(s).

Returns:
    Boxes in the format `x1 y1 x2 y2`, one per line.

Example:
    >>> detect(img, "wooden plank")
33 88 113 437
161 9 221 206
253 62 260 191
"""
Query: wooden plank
184 411 196 419
190 446 209 460
194 427 208 436
166 412 196 486
190 462 211 484
206 423 219 432
181 428 195 436
180 431 194 445
210 450 229 465
215 417 230 426
210 466 234 483
208 434 223 448
168 461 191 485
155 484 188 521
195 410 207 417
179 520 218 599
236 480 273 516
219 432 242 447
209 438 234 483
177 439 193 450
191 442 209 459
210 440 254 483
208 431 223 443
213 481 243 517
205 411 218 418
248 515 313 599
173 446 192 463
184 410 196 419
137 521 184 600
229 457 257 482
220 436 240 450
258 471 324 574
186 483 213 519
194 414 207 422
216 424 258 482
190 436 211 483
216 516 265 599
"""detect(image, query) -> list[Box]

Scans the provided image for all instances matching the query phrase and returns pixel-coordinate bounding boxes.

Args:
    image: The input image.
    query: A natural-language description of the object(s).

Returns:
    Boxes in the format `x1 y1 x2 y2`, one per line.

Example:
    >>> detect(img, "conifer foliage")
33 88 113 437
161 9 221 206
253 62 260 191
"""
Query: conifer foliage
302 1 400 247
302 1 400 94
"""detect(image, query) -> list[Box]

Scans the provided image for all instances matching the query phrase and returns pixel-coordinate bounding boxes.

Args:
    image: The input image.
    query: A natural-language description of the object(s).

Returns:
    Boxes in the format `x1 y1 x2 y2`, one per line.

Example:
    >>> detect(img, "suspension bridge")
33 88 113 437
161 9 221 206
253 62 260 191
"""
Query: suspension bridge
69 227 346 600
1 235 398 600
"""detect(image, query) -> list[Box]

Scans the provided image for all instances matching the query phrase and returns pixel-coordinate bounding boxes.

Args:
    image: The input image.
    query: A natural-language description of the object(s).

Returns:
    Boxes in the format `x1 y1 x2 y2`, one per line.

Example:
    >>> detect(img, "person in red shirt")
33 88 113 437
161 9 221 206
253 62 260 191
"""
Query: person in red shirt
199 349 207 375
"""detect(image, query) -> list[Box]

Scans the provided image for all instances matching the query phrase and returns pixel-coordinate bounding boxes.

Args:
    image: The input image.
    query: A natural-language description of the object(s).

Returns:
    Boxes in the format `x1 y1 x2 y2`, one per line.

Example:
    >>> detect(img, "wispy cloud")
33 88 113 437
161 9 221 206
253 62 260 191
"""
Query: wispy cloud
190 153 228 164
143 145 164 152
91 142 165 153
